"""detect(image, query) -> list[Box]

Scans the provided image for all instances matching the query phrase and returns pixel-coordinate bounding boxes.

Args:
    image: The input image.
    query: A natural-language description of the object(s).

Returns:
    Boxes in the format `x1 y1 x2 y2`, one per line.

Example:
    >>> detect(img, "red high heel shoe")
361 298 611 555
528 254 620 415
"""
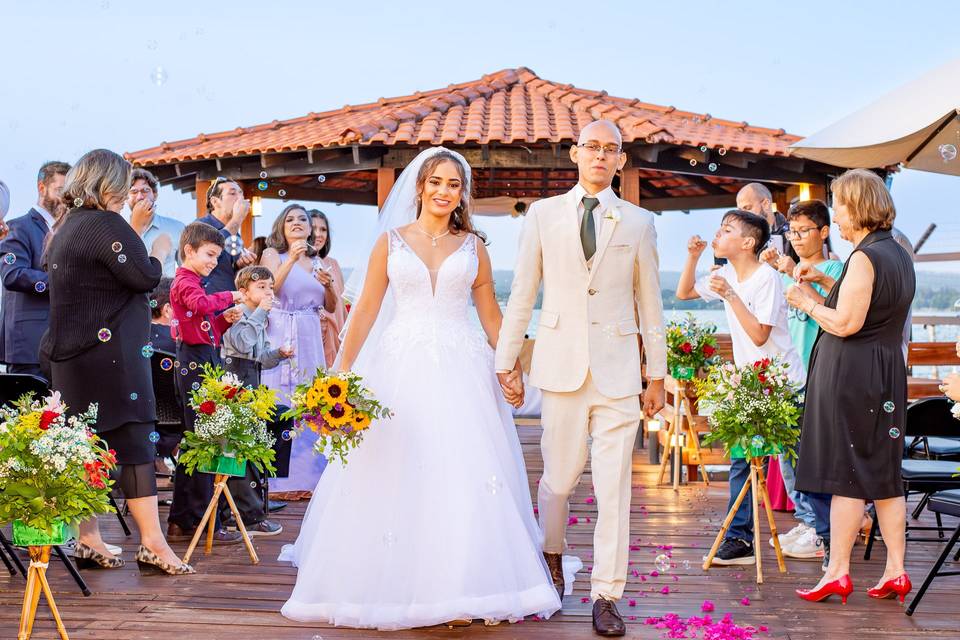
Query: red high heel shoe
867 574 912 603
796 575 854 604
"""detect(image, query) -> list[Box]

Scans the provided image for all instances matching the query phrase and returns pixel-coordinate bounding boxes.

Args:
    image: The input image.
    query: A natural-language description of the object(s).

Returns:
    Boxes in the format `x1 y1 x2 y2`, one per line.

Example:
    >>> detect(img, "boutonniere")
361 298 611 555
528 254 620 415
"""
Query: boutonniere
604 209 621 223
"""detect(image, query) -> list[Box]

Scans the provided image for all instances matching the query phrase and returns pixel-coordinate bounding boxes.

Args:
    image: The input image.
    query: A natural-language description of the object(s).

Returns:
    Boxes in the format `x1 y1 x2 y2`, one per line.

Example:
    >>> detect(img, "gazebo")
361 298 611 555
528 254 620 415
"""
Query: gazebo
126 66 844 242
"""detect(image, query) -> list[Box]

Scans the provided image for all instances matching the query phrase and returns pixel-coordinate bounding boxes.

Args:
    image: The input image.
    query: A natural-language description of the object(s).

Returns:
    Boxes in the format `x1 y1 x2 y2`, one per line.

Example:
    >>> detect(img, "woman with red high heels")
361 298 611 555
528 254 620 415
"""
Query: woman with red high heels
786 170 915 605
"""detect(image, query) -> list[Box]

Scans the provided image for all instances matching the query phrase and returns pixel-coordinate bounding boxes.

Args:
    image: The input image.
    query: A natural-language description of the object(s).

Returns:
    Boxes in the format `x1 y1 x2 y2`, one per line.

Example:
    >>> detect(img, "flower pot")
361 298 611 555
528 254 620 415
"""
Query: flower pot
670 365 696 381
12 519 67 547
198 453 247 477
729 443 783 460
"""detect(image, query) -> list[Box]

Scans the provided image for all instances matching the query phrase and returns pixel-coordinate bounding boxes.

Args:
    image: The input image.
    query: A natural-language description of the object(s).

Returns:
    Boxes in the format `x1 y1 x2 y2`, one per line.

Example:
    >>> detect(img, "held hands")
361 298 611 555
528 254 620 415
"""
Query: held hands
257 292 275 312
496 360 525 409
289 239 308 261
230 198 251 227
759 246 780 268
793 263 820 285
760 247 797 275
687 235 707 258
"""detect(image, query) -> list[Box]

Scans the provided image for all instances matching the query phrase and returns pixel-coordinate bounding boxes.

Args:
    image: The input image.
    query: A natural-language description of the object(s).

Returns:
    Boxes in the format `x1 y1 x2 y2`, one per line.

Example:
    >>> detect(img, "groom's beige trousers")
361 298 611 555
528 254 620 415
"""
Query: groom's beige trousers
539 371 641 602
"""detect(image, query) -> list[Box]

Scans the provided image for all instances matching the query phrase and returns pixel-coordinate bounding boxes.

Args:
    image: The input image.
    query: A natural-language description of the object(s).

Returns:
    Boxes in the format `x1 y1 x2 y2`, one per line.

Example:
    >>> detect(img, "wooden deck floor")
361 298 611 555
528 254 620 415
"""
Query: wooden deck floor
3 424 959 639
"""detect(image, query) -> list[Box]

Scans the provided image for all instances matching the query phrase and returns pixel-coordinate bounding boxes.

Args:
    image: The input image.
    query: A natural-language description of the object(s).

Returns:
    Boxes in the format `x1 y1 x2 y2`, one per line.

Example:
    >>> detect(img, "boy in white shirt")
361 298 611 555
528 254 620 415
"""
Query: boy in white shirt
677 209 805 565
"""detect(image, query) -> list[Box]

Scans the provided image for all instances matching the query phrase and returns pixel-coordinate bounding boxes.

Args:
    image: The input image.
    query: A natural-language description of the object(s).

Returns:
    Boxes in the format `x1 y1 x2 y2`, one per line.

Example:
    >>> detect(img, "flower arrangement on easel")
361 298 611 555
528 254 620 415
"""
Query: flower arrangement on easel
0 391 115 639
696 356 802 583
666 313 719 380
178 365 278 566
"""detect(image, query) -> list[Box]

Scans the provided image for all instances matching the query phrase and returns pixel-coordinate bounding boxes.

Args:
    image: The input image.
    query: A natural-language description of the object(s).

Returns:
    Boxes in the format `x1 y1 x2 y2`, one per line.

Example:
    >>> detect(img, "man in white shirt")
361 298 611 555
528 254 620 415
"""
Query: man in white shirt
126 168 184 277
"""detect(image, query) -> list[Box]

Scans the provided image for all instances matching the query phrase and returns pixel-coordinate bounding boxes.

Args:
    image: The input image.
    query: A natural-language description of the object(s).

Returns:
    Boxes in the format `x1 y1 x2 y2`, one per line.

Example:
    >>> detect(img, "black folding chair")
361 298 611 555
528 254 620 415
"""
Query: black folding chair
906 489 960 616
864 397 960 560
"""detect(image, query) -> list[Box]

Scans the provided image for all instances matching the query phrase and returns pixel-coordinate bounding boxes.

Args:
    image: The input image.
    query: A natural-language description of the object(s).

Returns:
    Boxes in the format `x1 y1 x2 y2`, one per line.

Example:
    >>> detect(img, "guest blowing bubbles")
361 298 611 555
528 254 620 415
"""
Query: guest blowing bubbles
40 149 193 575
789 169 915 604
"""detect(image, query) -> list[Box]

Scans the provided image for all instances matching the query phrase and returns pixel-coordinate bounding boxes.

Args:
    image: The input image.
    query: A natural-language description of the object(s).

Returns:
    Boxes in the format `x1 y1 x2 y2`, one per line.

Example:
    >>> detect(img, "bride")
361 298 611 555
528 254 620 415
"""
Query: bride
279 147 577 629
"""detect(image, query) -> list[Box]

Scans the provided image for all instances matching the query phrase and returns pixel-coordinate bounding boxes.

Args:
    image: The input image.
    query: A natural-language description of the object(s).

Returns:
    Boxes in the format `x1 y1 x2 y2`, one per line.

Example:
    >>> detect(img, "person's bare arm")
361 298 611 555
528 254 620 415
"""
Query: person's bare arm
337 234 390 371
676 236 705 300
786 252 873 338
260 242 307 293
708 275 773 346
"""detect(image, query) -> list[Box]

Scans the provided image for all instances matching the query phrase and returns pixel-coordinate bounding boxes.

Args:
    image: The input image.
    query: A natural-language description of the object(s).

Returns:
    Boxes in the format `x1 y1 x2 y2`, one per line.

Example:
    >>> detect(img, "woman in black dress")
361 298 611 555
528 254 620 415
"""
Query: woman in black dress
787 169 915 604
41 149 193 575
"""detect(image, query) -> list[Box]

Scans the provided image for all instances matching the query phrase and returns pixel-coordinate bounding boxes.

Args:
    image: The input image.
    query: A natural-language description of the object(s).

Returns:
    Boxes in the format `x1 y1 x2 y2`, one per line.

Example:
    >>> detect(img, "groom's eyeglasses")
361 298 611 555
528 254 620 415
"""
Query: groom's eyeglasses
577 143 622 157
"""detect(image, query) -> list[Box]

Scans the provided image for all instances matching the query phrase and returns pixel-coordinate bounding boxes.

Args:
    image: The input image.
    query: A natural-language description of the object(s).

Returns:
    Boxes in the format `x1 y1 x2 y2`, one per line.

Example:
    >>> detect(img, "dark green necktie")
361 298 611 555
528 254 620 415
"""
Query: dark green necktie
581 196 599 261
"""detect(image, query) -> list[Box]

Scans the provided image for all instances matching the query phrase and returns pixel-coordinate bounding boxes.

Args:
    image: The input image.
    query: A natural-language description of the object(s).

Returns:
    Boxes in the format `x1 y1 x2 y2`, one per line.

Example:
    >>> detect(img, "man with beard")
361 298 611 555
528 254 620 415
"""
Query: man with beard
0 161 70 377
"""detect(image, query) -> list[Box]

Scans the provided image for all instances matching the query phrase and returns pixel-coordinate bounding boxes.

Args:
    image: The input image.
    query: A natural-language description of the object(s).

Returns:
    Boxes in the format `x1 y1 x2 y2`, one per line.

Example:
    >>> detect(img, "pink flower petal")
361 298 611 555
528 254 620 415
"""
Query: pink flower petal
581 597 590 603
740 596 751 606
660 586 671 594
701 599 715 612
628 599 636 607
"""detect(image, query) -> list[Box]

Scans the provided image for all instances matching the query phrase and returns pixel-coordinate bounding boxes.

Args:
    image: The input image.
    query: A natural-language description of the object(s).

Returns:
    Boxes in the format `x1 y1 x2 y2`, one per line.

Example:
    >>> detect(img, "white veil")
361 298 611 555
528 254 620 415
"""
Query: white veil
333 147 472 372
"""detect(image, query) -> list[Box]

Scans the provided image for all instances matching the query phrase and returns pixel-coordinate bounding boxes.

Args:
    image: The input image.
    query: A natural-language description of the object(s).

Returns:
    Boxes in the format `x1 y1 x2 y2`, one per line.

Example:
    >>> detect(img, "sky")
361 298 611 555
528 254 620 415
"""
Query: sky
1 0 959 272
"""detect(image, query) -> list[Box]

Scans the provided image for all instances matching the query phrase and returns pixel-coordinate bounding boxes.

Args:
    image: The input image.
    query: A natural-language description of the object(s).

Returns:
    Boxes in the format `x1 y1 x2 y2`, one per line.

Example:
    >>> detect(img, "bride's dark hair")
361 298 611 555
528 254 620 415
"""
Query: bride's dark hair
414 151 487 244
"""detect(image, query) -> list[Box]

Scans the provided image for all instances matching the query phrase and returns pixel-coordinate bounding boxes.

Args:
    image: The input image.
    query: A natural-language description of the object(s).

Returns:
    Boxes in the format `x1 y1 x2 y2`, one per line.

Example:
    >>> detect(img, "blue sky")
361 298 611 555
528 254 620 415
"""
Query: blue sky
1 0 958 271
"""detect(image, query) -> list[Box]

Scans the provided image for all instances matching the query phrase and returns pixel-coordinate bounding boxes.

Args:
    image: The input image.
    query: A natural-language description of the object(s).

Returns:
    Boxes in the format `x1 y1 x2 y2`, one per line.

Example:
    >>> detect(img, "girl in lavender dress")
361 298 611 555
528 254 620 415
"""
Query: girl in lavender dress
260 204 339 496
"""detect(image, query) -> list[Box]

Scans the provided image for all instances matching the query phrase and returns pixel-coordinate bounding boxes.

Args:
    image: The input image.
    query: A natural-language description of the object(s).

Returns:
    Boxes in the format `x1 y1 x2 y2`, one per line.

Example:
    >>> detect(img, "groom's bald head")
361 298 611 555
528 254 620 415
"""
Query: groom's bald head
571 119 627 193
578 120 623 147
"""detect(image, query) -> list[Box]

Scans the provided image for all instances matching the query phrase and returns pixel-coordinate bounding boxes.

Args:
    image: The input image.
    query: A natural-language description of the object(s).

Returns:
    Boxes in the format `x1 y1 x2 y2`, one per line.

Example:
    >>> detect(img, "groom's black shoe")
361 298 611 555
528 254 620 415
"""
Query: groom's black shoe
543 552 564 601
592 598 626 637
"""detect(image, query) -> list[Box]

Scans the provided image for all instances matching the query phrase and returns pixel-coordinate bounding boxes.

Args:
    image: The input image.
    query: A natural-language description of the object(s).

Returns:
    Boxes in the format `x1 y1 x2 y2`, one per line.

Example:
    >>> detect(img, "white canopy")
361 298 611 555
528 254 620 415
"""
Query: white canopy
790 58 960 176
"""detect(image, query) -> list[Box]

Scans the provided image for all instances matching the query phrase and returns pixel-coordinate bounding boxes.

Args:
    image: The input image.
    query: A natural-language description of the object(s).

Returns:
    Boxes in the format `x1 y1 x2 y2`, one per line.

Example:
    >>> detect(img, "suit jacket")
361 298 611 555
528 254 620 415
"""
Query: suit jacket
0 209 50 364
495 187 667 399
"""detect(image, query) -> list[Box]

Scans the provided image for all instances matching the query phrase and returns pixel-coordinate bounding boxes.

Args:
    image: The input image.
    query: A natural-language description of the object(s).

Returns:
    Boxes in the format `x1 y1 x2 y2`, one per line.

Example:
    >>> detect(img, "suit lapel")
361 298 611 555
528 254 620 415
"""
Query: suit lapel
29 209 50 234
587 201 620 284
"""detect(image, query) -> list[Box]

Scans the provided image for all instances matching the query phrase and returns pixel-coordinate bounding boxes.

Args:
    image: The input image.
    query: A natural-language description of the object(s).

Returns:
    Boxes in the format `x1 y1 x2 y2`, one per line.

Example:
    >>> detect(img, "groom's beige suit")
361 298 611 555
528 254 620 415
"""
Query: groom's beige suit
495 184 667 601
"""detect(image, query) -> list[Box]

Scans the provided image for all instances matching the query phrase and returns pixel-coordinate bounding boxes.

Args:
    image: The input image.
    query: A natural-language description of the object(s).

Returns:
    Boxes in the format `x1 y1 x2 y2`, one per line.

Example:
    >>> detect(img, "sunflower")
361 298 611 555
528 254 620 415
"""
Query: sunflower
324 402 354 429
304 385 323 410
319 376 349 406
351 411 372 432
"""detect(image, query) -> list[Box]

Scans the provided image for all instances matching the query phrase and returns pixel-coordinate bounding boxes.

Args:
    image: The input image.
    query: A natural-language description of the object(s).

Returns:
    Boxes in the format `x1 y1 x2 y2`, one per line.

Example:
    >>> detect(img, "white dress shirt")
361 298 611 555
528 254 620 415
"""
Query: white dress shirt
33 203 55 230
572 183 617 244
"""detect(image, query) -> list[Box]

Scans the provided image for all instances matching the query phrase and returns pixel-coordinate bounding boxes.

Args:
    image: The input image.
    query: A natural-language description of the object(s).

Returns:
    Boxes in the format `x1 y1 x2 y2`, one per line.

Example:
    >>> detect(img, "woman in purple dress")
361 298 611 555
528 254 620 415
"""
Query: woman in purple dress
260 204 339 496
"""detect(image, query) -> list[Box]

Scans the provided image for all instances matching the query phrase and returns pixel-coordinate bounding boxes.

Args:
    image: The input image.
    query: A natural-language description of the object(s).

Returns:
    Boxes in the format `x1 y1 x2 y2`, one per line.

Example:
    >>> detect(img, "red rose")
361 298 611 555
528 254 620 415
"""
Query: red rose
680 342 693 354
753 360 762 369
224 386 238 400
761 358 771 368
39 410 59 430
758 373 767 383
703 345 716 357
198 400 216 415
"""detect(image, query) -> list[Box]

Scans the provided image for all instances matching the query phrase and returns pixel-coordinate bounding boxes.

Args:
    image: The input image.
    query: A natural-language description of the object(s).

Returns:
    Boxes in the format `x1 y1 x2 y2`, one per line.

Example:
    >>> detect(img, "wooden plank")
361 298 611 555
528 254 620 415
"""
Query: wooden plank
195 175 208 217
914 251 960 263
620 167 640 206
908 341 960 366
377 167 396 210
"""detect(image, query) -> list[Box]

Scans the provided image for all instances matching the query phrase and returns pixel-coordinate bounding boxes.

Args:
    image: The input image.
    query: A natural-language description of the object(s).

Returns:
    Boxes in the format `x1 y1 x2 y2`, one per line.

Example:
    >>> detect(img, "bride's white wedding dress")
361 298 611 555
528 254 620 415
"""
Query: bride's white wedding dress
279 229 574 629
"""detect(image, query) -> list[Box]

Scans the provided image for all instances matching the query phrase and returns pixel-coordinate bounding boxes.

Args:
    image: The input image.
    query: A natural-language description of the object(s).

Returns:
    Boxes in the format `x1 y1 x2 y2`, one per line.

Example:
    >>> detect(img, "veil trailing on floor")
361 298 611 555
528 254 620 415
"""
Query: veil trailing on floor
333 147 471 373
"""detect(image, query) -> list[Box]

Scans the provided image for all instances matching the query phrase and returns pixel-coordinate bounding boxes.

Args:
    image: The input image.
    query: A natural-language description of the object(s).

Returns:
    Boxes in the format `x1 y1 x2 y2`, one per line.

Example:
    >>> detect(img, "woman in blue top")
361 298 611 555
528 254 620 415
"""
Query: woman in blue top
760 200 843 562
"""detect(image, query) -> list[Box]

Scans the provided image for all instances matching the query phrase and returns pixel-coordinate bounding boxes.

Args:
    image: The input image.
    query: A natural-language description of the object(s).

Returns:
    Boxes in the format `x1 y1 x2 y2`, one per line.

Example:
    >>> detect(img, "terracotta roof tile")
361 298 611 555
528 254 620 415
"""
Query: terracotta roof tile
126 67 803 166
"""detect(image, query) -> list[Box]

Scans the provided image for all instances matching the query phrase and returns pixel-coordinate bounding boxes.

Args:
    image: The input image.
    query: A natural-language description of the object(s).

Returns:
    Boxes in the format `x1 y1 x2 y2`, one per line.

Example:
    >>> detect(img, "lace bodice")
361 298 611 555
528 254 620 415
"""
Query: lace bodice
378 230 490 362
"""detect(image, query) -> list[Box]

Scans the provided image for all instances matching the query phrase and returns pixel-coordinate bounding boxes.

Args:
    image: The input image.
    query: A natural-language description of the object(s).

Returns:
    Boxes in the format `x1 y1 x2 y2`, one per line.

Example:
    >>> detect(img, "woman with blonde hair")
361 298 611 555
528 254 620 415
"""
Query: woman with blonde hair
787 168 915 604
40 149 192 575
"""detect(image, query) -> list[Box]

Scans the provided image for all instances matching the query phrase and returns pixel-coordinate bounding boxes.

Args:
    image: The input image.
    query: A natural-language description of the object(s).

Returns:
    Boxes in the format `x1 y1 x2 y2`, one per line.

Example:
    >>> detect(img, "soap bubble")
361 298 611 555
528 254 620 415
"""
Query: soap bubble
718 148 727 156
188 361 197 370
191 382 199 390
180 368 188 376
141 345 154 358
257 180 268 191
281 430 292 441
150 66 168 87
98 328 112 342
130 392 138 400
750 435 765 449
708 162 718 172
186 311 193 318
146 39 158 50
689 159 698 167
150 299 158 308
259 171 268 179
382 531 397 547
148 431 160 443
939 143 957 163
883 401 895 413
34 282 46 293
654 554 671 573
225 235 243 256
889 427 901 438
278 189 287 197
3 253 15 264
160 358 173 371
74 198 84 207
200 320 211 332
486 475 503 495
699 145 708 152
250 481 258 489
111 242 123 253
317 175 326 183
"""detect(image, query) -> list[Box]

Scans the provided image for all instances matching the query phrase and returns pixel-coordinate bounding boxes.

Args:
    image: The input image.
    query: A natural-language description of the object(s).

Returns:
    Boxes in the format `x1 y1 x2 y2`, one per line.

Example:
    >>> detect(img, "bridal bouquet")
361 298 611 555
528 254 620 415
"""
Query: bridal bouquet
282 368 391 465
696 357 802 460
666 313 719 380
179 364 278 477
0 392 116 544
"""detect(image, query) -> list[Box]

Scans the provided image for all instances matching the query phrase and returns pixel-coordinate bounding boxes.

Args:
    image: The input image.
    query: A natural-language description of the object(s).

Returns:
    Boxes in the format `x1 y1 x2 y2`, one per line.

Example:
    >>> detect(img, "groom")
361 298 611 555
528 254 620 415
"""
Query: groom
496 120 666 636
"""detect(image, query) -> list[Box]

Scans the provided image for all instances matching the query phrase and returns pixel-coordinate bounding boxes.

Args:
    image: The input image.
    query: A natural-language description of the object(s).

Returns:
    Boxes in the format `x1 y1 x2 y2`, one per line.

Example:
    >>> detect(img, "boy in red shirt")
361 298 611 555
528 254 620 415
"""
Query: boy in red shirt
166 222 245 543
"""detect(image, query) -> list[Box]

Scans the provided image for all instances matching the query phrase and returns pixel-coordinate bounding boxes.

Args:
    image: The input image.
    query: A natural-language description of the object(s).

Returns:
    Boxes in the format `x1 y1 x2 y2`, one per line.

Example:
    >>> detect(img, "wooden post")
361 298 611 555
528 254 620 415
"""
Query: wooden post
195 175 208 218
238 181 255 246
377 168 396 211
18 546 68 640
621 168 641 206
183 472 259 565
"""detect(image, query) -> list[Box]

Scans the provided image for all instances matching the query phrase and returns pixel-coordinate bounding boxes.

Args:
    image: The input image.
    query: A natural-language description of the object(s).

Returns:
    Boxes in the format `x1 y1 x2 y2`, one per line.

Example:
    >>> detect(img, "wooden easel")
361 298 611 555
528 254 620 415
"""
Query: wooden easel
18 546 68 639
182 473 259 565
702 456 786 583
656 378 710 490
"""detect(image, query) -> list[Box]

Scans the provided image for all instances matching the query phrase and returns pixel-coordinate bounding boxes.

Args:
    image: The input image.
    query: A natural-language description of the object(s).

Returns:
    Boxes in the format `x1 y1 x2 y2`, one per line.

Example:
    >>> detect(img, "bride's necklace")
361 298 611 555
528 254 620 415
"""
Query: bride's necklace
414 223 451 247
